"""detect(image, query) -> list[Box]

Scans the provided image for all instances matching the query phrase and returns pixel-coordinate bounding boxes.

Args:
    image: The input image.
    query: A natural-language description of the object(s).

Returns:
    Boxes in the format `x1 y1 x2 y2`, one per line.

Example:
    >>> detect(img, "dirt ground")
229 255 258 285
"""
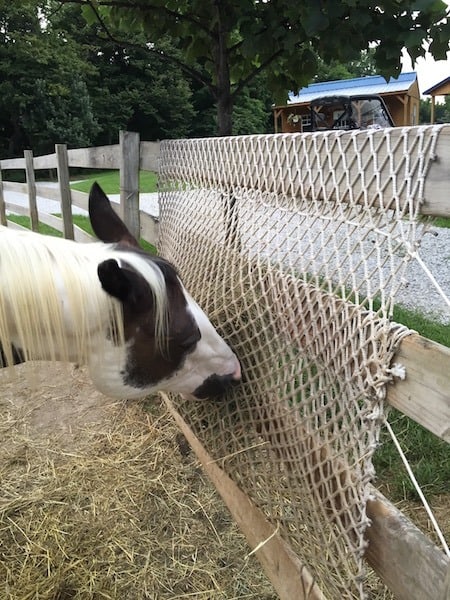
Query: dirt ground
0 363 277 600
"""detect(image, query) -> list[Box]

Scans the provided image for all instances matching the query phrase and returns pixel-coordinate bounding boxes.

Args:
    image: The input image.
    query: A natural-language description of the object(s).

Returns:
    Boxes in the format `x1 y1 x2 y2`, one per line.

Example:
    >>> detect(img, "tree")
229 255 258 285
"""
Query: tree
56 0 450 136
0 1 99 156
315 49 378 83
420 96 450 124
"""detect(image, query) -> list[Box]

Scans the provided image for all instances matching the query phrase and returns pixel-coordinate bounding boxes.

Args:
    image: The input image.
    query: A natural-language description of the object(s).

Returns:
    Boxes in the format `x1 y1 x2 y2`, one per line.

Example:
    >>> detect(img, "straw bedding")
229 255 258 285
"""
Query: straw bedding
0 364 276 600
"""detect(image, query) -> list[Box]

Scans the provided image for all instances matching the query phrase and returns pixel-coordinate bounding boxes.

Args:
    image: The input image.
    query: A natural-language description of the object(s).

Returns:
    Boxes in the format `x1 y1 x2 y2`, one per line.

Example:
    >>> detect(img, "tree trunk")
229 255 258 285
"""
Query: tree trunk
213 1 233 136
217 94 233 136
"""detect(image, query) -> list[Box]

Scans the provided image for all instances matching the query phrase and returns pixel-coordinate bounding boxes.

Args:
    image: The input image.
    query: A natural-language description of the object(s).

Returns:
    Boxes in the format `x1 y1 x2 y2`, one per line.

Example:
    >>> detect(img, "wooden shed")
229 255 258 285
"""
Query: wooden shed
423 76 450 124
273 72 420 133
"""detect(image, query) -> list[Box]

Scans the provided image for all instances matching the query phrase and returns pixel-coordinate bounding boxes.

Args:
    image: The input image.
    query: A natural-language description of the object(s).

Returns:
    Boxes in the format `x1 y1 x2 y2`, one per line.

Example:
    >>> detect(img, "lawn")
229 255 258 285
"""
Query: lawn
6 214 156 254
70 170 158 194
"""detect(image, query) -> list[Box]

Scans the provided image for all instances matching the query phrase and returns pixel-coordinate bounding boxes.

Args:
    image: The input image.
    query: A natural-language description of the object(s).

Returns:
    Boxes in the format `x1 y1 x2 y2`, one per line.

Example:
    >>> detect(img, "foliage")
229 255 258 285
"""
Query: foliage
57 0 450 135
0 1 98 155
420 96 450 124
315 49 378 82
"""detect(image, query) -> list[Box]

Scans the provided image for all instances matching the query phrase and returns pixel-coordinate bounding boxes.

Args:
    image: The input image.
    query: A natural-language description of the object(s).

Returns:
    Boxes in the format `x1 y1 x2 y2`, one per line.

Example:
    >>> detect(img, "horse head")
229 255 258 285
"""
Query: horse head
88 182 241 400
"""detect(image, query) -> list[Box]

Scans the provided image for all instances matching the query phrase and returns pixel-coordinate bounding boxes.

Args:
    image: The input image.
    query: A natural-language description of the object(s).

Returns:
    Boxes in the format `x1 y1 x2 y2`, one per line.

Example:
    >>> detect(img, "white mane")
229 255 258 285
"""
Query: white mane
0 226 169 367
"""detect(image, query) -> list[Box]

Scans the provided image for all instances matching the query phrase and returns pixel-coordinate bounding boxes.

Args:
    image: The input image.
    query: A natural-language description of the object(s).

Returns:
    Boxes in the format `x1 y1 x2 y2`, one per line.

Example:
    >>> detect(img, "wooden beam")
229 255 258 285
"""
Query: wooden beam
164 393 450 600
387 333 450 442
24 150 38 232
139 141 160 172
66 144 120 169
162 125 450 217
0 167 6 226
365 488 450 600
55 144 74 240
162 395 327 600
120 131 140 240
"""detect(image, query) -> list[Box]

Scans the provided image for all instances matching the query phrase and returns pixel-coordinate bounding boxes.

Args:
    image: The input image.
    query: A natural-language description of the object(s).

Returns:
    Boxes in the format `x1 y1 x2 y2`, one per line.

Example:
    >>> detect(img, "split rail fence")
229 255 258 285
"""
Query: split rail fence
0 127 449 599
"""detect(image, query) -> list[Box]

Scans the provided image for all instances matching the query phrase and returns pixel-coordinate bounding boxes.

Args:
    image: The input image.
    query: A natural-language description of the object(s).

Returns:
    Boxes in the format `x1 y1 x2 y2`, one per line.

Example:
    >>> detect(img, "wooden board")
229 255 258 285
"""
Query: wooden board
140 212 159 246
162 125 450 217
67 144 121 169
365 488 450 600
164 396 450 600
139 141 160 172
388 334 450 442
163 395 327 600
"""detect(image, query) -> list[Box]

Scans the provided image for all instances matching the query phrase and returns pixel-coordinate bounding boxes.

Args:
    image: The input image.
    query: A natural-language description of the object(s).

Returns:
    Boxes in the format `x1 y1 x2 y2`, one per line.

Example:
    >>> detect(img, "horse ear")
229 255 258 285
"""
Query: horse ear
97 259 152 310
89 182 139 248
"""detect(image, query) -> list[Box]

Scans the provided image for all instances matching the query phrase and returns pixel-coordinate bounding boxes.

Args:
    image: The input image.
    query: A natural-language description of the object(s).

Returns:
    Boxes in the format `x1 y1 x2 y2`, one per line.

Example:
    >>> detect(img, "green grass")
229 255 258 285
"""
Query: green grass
430 216 450 229
70 170 158 194
6 214 156 254
374 408 450 501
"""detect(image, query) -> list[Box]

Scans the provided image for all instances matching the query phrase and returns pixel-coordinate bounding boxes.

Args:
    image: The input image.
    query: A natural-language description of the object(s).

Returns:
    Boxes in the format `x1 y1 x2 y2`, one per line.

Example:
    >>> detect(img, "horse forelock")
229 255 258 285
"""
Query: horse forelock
113 249 173 355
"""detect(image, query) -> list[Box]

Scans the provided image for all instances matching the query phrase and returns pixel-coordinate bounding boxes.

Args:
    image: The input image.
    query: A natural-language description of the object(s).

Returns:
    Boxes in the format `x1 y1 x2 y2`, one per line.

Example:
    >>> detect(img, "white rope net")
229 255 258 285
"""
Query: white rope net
158 126 443 598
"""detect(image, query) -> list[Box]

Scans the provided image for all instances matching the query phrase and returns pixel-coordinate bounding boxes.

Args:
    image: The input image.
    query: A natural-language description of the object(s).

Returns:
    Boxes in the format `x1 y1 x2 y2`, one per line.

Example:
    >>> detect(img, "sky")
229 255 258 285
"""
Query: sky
400 1 450 100
401 47 450 99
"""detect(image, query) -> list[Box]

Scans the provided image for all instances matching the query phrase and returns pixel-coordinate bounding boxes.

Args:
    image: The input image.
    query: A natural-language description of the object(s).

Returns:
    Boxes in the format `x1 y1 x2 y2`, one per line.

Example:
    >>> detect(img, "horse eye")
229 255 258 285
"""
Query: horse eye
179 331 200 351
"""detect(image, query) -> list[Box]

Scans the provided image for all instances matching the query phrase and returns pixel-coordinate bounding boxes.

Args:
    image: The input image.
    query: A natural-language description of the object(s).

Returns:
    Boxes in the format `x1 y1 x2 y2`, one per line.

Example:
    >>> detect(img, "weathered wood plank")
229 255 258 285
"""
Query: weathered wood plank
2 181 28 194
120 131 140 240
67 144 121 169
4 220 29 231
139 141 160 172
70 189 89 213
139 212 159 247
34 213 93 242
34 183 62 202
365 488 450 600
55 144 74 240
163 395 327 600
3 202 29 217
387 334 450 442
0 157 26 170
24 150 39 232
164 125 450 217
32 152 57 171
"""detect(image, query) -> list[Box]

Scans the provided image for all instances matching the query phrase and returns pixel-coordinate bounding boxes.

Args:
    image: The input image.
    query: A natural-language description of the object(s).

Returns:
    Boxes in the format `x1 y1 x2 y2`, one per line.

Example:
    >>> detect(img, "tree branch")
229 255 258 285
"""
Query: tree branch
57 0 218 97
231 49 284 100
56 0 213 37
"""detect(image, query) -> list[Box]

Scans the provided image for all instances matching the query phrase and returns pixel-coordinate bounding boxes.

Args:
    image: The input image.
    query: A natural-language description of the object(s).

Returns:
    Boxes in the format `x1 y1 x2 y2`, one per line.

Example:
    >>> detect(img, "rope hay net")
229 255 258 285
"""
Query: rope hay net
158 127 442 598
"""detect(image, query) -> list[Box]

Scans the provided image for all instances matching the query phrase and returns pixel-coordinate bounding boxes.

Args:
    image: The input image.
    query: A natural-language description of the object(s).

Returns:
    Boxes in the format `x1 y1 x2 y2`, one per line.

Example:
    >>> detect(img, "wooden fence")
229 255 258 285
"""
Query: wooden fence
0 129 449 600
0 130 159 245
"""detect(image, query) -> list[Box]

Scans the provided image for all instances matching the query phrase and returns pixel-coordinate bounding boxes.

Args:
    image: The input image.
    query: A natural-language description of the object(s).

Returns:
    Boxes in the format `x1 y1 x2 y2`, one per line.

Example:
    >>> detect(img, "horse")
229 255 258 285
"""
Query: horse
0 182 241 399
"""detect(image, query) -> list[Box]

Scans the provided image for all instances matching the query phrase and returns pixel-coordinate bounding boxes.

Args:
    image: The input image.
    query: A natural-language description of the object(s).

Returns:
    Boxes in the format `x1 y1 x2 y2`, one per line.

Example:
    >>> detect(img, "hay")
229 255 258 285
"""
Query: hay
0 364 276 600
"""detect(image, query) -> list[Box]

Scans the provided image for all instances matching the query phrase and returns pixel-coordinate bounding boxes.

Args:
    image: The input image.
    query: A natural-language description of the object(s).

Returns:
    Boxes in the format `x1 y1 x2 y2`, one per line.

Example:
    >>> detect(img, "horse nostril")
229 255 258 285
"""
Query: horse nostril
193 372 240 399
231 360 241 382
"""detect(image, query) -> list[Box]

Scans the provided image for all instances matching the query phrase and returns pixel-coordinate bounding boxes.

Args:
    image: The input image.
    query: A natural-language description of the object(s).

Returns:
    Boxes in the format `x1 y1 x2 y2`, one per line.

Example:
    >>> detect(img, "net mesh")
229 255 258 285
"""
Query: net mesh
158 126 442 598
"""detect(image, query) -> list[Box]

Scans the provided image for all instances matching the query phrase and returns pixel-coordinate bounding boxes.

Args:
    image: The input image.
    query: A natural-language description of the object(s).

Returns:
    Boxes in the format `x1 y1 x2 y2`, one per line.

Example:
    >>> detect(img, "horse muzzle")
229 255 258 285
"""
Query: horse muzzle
193 361 241 399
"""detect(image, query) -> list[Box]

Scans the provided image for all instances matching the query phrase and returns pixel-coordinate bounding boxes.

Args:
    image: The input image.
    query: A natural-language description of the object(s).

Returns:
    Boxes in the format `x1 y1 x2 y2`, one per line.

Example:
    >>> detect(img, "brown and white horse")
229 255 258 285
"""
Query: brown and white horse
0 182 241 399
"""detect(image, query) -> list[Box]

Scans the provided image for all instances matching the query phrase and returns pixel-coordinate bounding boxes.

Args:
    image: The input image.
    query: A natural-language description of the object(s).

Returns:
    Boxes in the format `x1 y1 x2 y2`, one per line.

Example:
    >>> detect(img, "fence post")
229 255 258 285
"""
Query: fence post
55 144 74 240
24 150 39 232
0 167 6 226
119 130 140 240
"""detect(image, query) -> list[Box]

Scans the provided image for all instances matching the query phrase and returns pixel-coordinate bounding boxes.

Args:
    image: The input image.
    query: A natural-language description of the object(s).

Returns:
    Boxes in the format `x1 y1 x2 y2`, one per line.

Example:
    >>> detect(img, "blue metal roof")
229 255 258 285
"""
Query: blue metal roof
288 72 417 104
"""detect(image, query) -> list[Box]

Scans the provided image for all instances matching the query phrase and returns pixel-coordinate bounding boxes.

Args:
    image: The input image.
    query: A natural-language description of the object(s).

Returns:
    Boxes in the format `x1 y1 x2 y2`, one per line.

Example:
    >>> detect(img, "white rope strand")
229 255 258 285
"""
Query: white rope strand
384 419 450 558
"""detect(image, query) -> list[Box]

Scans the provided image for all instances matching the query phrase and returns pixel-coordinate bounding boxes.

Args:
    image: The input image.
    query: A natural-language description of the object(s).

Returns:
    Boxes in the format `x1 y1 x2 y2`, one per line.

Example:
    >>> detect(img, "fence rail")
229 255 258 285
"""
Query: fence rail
0 131 159 244
1 128 449 599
